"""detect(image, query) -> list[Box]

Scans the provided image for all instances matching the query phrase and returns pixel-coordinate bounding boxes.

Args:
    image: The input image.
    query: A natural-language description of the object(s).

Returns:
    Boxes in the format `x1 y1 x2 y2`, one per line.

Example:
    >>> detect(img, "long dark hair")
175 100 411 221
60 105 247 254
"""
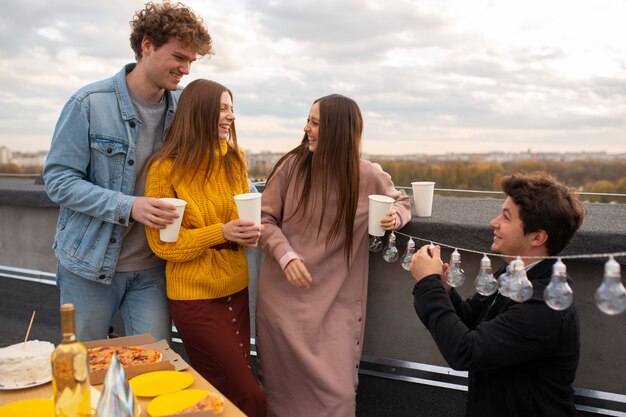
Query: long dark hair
145 79 246 186
267 94 362 263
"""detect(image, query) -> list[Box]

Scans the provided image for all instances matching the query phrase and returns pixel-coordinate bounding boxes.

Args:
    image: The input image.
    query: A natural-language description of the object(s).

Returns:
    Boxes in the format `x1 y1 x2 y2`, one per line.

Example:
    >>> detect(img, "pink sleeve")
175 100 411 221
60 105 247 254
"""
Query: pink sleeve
279 251 304 270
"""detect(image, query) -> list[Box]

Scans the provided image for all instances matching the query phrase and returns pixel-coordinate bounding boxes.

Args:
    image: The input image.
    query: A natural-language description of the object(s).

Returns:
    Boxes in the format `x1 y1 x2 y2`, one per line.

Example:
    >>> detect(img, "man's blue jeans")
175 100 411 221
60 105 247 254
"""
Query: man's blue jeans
56 262 171 342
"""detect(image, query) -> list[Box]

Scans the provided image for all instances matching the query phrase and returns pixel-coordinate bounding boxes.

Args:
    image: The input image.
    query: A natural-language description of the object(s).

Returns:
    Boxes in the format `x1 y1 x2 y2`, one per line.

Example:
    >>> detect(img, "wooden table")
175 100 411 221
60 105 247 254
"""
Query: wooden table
0 367 246 416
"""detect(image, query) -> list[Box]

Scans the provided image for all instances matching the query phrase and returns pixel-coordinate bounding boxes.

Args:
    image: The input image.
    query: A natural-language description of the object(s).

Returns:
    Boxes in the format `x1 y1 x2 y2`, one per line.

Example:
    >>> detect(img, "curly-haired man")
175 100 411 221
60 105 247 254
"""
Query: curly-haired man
410 171 585 416
43 1 213 342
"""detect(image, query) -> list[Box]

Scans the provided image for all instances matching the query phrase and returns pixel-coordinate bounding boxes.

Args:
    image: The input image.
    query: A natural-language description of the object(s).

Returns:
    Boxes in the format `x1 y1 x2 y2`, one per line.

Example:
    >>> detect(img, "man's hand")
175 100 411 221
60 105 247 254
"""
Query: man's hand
131 197 179 229
284 259 313 289
410 244 445 283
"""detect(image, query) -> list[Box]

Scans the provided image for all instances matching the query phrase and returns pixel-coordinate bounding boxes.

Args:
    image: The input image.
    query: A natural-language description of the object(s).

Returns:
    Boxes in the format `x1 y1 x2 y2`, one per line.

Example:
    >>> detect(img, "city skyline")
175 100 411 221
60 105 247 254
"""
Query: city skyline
1 0 625 155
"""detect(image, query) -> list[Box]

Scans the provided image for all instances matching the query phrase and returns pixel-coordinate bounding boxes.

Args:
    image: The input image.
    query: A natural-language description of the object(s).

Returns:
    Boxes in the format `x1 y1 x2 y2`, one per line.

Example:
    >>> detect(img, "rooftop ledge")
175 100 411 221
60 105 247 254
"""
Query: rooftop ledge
1 176 624 264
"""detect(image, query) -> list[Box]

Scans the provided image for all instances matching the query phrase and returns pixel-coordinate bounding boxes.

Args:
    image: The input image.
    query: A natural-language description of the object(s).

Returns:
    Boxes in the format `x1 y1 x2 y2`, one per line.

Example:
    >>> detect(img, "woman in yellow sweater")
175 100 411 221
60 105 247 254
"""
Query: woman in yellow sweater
144 79 266 417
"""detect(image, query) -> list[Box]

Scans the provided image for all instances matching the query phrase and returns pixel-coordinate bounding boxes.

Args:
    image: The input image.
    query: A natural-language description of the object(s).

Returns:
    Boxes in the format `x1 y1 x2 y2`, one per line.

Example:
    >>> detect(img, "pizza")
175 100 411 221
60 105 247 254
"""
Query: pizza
179 391 225 415
87 346 162 372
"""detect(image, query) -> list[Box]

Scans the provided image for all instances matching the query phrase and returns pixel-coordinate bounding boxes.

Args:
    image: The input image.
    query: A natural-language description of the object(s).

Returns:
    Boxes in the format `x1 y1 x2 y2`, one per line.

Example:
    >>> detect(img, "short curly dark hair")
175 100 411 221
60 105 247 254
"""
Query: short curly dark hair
501 171 586 255
129 1 214 60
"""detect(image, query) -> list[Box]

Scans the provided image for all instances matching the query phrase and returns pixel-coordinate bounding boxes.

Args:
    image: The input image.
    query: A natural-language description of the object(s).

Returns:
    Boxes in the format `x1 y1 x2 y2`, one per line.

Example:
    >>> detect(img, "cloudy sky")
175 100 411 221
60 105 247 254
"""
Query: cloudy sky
1 0 625 156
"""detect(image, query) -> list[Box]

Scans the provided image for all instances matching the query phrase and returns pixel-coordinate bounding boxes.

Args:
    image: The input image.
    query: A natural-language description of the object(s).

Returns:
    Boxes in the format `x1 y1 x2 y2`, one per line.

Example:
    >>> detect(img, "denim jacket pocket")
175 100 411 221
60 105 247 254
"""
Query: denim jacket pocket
56 209 112 271
89 137 128 190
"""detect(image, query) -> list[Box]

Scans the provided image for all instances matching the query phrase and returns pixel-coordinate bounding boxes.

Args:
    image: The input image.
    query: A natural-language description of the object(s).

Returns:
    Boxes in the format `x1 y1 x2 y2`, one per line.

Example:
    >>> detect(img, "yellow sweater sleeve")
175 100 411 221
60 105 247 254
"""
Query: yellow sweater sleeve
144 160 228 263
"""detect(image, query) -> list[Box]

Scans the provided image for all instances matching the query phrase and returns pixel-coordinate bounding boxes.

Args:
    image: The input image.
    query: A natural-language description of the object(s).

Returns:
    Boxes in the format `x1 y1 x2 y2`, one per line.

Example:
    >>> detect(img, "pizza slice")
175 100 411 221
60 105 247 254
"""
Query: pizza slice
179 391 225 415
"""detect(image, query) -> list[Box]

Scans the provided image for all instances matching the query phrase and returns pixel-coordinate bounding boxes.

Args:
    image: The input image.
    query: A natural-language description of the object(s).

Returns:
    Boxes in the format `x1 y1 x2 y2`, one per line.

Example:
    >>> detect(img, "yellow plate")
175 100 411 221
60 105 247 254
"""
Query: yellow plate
147 389 211 416
0 398 54 417
129 371 194 397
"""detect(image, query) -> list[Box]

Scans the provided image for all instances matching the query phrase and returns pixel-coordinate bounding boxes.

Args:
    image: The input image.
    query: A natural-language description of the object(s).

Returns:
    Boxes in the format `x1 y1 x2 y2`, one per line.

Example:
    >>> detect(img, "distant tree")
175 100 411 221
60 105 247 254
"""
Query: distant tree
21 165 43 174
0 163 21 173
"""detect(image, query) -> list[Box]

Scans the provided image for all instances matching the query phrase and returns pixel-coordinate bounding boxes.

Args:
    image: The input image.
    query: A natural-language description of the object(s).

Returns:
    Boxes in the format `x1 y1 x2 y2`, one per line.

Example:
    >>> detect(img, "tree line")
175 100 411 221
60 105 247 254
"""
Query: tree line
4 159 626 202
373 159 626 202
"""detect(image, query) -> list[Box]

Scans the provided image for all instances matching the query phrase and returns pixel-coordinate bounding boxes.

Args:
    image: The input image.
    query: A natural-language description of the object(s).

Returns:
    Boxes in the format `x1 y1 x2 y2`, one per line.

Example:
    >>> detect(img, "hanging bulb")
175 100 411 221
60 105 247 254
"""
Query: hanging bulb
401 238 416 271
475 255 498 296
383 232 400 262
498 263 513 297
595 257 626 315
544 259 574 311
508 257 534 303
369 236 384 252
445 249 465 287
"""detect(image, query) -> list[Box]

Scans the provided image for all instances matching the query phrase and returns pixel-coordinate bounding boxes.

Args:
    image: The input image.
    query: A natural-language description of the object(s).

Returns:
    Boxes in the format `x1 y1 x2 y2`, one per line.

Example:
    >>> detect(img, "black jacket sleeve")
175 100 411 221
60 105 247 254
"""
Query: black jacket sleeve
413 275 564 372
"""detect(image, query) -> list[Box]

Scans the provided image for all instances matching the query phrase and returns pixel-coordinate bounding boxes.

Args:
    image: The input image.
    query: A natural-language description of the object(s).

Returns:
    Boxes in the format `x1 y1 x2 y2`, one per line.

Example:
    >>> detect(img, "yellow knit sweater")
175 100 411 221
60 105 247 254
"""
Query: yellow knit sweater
144 143 250 300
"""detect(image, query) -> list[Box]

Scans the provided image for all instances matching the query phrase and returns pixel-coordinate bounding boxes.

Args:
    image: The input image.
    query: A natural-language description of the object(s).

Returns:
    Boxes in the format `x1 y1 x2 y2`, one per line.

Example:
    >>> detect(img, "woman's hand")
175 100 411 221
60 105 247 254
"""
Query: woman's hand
284 259 313 289
380 208 397 230
221 219 263 247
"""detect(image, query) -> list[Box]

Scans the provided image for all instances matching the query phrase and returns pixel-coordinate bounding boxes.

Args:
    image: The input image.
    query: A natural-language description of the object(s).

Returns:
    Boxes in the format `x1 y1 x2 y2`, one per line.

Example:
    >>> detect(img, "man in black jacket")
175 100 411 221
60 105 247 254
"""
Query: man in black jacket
410 171 585 417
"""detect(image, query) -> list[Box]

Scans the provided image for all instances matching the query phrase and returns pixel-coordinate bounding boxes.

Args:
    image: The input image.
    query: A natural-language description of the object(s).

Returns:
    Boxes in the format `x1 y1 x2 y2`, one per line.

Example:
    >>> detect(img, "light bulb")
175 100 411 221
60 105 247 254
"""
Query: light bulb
498 264 513 297
369 236 384 252
475 255 497 296
445 249 465 287
401 238 416 271
383 232 400 262
544 259 574 311
595 257 626 315
508 257 533 303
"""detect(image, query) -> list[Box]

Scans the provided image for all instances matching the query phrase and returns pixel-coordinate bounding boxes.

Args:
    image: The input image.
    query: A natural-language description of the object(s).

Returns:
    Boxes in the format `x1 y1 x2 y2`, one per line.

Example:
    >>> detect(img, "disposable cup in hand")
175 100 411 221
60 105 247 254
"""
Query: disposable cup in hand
159 198 187 242
412 181 435 217
368 194 394 237
234 193 262 225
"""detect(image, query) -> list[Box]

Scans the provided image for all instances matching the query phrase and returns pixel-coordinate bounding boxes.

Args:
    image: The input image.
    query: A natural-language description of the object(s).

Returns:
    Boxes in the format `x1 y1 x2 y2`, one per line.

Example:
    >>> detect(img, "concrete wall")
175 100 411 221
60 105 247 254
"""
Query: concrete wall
1 178 625 396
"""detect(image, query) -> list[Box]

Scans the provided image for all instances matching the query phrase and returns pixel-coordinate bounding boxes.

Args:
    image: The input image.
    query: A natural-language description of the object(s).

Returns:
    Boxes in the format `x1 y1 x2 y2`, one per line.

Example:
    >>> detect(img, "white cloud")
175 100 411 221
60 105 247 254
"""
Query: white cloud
0 0 625 155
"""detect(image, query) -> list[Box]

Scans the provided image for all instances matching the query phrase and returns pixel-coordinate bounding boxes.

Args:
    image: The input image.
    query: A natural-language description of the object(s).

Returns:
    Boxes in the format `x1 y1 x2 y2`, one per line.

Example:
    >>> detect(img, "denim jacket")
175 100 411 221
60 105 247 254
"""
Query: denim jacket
43 64 180 283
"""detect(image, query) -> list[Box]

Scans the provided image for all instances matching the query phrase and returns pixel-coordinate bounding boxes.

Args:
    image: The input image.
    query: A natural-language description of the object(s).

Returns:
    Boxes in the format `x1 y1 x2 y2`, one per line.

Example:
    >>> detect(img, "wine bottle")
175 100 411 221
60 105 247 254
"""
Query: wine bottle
52 303 91 417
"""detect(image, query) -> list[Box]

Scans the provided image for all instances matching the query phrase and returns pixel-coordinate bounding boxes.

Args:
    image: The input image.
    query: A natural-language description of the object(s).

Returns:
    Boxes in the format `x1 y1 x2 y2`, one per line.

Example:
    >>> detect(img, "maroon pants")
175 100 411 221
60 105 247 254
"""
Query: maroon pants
170 288 267 417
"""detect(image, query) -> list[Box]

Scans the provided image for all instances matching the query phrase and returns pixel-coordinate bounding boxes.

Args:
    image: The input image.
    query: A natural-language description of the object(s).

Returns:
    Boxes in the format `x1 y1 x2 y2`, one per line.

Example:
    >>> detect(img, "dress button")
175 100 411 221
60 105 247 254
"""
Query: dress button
119 218 126 224
232 318 237 323
110 237 116 244
98 274 106 280
356 340 360 345
235 330 239 335
129 121 136 128
228 306 233 311
239 343 243 348
358 317 362 322
106 146 112 154
128 159 135 166
227 296 232 302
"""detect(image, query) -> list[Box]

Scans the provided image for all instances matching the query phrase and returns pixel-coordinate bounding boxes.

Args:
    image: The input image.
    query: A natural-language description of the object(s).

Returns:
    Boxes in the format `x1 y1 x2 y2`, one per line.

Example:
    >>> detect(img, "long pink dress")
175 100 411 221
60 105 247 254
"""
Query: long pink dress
256 157 411 417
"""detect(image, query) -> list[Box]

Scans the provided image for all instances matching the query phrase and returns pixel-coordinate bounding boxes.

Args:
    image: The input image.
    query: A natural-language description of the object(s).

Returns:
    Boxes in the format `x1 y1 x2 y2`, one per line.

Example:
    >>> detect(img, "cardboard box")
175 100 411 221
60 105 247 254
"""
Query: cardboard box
84 333 189 385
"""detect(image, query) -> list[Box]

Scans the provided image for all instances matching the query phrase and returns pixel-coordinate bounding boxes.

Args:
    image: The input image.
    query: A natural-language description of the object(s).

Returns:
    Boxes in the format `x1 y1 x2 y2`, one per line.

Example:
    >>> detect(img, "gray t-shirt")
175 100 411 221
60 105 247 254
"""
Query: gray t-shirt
116 92 167 272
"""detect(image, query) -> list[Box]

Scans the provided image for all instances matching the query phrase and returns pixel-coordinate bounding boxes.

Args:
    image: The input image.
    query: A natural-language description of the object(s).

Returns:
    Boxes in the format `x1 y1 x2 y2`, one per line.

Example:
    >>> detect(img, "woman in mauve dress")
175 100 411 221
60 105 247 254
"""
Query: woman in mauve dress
256 94 411 417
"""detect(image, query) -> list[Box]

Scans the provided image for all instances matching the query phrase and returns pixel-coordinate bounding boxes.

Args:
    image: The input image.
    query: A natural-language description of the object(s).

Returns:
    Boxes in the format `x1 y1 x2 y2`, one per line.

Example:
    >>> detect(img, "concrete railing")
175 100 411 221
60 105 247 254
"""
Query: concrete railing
1 176 625 415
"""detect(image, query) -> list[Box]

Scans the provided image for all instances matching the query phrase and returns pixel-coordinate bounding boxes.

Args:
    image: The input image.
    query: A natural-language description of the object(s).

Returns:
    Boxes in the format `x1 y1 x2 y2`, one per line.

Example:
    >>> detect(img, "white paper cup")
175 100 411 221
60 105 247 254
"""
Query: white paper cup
368 194 395 237
234 193 262 225
159 198 187 242
412 181 435 217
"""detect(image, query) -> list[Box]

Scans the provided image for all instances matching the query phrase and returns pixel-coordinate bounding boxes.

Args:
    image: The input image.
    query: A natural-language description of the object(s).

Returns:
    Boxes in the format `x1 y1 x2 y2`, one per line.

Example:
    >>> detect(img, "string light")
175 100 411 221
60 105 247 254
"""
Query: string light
475 254 498 296
372 230 626 315
595 257 626 315
544 259 574 311
400 238 416 271
382 232 400 263
445 249 466 287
